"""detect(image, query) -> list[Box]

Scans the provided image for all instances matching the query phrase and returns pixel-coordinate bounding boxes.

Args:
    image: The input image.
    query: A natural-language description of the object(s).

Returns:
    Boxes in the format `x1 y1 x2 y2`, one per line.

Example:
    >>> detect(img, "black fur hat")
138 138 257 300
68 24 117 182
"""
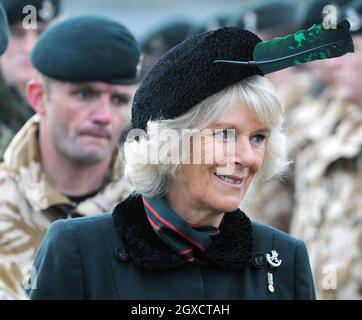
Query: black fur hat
132 28 263 130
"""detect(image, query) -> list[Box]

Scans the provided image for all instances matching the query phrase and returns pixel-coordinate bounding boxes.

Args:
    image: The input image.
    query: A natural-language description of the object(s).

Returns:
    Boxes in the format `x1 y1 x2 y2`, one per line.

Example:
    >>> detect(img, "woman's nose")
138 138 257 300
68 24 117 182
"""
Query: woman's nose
234 138 257 168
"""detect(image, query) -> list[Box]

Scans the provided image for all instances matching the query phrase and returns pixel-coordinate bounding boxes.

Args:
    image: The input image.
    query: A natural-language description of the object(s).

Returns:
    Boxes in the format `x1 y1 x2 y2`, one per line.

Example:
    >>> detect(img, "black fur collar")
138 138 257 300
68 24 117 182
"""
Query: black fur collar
112 194 254 271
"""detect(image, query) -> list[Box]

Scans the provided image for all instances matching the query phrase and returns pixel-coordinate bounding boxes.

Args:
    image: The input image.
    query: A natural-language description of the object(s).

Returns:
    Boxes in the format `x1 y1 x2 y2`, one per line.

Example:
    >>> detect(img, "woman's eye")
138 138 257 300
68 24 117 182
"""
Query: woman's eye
251 134 266 146
213 129 235 142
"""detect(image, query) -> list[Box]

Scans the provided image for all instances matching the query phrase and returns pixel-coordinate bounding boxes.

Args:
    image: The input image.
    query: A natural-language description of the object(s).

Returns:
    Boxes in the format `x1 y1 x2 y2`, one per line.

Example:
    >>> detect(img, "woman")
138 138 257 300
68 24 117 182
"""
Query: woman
27 21 353 300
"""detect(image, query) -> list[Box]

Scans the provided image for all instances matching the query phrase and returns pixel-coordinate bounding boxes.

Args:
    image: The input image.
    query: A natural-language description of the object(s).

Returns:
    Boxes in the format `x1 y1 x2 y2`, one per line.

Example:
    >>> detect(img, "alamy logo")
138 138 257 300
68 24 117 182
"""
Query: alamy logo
322 5 338 29
22 5 38 30
22 265 37 290
321 265 337 290
22 1 56 30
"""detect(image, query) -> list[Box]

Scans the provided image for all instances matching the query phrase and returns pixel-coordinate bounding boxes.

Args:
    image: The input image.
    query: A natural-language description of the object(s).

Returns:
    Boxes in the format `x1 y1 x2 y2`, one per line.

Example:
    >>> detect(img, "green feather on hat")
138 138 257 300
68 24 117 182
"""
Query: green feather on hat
214 19 354 74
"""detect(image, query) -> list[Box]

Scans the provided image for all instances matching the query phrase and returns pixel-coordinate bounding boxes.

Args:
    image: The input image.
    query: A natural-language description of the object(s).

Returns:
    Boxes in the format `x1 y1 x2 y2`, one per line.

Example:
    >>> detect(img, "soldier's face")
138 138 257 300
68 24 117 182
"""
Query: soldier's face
43 81 134 164
0 22 47 98
327 35 362 105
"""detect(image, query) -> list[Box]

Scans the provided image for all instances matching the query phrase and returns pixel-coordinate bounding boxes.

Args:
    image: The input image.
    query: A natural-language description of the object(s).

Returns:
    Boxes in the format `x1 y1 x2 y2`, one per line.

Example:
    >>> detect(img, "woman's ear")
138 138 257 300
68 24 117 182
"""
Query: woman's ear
26 79 47 115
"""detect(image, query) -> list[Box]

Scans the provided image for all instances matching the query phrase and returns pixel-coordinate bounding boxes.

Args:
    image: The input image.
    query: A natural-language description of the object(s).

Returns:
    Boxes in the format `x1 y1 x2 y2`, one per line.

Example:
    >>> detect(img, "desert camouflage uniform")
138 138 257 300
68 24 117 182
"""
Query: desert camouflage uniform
290 99 362 300
242 70 321 232
0 115 133 299
0 75 34 160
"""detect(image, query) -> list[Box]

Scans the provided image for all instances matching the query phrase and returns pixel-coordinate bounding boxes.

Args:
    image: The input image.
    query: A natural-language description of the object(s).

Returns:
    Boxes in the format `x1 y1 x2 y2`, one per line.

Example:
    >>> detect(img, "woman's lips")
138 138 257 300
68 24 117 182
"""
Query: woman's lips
213 173 245 190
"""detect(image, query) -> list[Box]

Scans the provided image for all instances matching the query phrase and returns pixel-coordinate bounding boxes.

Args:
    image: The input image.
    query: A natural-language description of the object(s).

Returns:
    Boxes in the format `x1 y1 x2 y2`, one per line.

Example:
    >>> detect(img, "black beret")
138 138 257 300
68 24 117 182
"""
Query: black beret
342 0 362 34
298 0 350 30
0 2 8 55
132 28 263 130
0 0 61 25
32 15 141 84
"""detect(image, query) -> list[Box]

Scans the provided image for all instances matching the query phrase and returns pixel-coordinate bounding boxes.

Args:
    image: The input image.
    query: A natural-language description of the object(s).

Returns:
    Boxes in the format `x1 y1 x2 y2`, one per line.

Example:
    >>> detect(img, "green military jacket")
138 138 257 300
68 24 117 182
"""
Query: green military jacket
28 194 316 300
0 116 132 299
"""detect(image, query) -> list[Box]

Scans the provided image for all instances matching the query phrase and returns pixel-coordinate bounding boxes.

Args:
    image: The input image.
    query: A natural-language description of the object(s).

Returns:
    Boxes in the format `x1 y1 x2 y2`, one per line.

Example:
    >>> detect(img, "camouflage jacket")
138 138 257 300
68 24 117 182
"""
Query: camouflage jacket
290 100 362 300
0 116 132 299
0 75 34 161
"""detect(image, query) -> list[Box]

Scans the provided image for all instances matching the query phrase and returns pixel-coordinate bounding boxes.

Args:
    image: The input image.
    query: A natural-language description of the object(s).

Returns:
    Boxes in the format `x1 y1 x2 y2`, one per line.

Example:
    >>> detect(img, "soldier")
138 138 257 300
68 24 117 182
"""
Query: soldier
140 19 193 80
0 15 141 299
290 0 362 299
228 1 299 39
0 0 14 302
187 12 231 37
0 0 61 160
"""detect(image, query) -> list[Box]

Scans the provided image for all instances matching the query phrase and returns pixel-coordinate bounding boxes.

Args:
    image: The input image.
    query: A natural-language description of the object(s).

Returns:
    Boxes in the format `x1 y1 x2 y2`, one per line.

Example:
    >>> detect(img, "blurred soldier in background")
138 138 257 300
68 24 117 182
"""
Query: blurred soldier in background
0 0 14 301
186 12 231 36
227 0 298 39
0 0 62 160
290 0 362 299
0 15 141 299
140 19 193 79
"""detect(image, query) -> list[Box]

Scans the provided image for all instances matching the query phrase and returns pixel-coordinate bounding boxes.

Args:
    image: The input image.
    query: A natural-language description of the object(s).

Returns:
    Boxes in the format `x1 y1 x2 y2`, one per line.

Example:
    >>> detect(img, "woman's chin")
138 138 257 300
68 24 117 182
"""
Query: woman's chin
212 198 242 213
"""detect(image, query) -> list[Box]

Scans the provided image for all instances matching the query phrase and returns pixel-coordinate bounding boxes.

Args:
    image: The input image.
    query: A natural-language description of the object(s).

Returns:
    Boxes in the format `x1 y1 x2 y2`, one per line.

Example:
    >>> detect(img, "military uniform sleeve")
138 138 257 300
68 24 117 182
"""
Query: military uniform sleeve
294 240 316 300
27 220 85 300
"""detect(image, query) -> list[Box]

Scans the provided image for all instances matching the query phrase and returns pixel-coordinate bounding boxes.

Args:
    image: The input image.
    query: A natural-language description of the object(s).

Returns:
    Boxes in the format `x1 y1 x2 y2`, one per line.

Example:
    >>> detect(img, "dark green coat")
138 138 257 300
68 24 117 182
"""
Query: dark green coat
28 195 315 300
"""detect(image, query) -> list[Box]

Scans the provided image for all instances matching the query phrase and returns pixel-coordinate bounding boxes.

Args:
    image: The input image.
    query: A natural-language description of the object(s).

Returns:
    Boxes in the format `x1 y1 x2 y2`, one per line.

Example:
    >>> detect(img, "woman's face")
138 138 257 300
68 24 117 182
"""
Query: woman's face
173 102 268 215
